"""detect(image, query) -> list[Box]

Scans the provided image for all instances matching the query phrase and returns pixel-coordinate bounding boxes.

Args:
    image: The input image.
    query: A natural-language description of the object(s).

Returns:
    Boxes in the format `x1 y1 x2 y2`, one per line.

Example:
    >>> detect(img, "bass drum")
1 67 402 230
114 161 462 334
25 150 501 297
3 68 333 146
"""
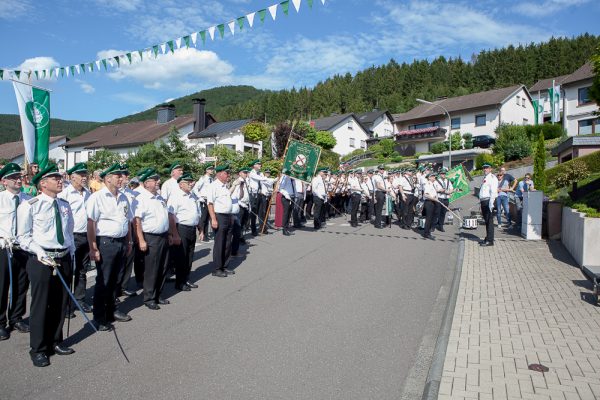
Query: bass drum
418 216 426 229
416 200 424 215
463 217 478 229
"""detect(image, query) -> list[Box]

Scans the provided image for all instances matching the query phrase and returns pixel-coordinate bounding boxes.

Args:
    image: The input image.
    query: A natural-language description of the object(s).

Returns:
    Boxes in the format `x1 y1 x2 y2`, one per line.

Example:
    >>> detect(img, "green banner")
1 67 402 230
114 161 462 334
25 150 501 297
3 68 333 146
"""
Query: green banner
447 165 470 203
281 139 321 183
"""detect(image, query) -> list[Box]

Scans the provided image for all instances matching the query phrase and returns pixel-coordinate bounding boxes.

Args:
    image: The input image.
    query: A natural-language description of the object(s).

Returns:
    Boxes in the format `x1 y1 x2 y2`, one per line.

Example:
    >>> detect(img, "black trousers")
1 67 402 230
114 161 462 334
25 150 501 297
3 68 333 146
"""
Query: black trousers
239 205 249 233
173 224 197 287
27 253 71 355
281 196 292 229
141 232 169 304
312 196 324 229
350 193 361 224
72 232 89 302
436 198 449 229
292 196 304 226
93 236 126 324
481 200 495 243
250 194 266 234
423 200 436 236
304 193 313 218
213 213 232 271
0 248 29 327
199 202 209 238
374 191 386 227
402 194 417 227
231 213 243 256
360 199 369 222
394 194 403 222
117 224 137 294
368 195 375 220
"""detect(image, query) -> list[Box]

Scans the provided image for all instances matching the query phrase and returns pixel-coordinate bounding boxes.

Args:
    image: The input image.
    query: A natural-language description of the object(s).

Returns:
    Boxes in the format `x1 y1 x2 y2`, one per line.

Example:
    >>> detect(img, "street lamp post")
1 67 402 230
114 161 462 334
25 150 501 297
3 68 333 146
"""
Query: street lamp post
416 99 452 168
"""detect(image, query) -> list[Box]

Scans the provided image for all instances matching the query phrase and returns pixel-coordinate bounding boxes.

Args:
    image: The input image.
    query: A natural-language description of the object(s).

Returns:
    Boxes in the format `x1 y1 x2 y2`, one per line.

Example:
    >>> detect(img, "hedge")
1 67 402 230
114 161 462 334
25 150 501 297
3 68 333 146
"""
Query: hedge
545 150 600 184
525 123 565 141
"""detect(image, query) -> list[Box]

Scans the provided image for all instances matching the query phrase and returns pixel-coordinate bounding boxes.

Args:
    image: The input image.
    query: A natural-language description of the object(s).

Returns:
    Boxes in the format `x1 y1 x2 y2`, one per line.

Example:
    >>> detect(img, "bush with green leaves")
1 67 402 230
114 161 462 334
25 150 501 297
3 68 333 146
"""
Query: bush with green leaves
533 132 547 191
546 150 600 185
493 124 532 161
475 153 496 169
525 123 565 141
369 138 396 158
305 130 336 150
550 159 590 189
430 142 447 154
85 149 123 173
242 121 270 142
318 149 341 170
462 132 473 149
341 148 367 162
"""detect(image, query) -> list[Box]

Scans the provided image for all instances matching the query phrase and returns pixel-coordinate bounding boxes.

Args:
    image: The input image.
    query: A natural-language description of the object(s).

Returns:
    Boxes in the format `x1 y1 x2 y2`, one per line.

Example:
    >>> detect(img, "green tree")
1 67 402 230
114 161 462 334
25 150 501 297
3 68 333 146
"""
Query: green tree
589 44 600 106
494 124 532 161
86 149 122 172
533 132 547 192
306 130 336 150
462 132 473 149
242 121 270 142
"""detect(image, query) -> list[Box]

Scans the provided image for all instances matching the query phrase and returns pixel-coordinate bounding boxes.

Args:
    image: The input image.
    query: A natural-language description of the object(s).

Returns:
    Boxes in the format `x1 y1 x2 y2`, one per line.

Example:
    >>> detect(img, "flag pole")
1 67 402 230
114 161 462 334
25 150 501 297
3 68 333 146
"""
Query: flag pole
8 78 53 92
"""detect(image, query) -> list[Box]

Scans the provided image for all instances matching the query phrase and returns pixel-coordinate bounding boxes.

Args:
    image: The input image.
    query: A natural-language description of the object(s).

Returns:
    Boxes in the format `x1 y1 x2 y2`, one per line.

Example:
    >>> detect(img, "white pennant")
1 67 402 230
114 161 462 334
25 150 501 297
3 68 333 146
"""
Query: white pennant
95 60 101 70
208 26 216 40
160 43 167 54
175 37 182 49
268 4 278 20
292 0 301 12
246 12 255 27
45 69 50 78
228 21 235 35
75 64 80 74
108 58 114 67
66 67 70 77
146 49 153 60
191 32 198 46
88 64 93 72
321 0 325 4
55 68 60 77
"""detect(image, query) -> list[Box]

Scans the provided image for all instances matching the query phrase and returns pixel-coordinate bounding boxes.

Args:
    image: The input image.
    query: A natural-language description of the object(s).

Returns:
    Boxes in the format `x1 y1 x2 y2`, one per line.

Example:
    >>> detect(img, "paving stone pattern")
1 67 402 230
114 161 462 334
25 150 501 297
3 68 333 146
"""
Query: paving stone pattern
439 233 600 400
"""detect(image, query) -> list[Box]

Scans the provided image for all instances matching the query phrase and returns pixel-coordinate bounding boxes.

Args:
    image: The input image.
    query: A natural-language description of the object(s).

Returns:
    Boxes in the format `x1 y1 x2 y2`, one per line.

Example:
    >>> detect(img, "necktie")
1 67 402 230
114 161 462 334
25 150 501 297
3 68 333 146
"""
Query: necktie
54 200 65 245
291 179 296 197
14 195 19 236
240 180 245 199
258 173 263 193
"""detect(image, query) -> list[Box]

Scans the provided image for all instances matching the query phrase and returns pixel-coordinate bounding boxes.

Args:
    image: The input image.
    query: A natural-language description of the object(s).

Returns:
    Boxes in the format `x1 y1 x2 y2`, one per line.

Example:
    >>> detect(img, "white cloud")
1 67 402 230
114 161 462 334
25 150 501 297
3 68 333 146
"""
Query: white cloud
513 0 590 17
11 57 61 81
92 0 145 12
0 1 31 20
98 48 235 90
75 79 96 94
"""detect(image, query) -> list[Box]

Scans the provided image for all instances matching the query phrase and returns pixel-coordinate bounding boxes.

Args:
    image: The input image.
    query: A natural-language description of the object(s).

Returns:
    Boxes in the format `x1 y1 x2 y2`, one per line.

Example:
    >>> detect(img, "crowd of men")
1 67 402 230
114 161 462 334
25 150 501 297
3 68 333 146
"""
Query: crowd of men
0 157 466 368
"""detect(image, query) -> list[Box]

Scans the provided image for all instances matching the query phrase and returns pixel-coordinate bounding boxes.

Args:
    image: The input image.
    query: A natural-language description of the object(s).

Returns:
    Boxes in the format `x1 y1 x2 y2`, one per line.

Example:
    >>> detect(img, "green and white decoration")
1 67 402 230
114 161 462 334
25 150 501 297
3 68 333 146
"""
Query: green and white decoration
0 0 326 82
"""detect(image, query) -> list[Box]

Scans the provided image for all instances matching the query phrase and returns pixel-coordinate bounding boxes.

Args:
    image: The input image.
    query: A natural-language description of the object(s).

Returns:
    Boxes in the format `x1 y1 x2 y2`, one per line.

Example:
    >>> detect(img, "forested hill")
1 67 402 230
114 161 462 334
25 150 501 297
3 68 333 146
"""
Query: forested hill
109 85 267 124
0 115 101 145
217 34 600 122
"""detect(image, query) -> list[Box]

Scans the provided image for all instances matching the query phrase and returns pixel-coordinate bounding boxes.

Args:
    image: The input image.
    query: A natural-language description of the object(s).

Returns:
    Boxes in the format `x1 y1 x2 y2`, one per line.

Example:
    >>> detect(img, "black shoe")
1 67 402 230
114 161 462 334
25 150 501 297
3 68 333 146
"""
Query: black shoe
79 301 93 313
93 320 113 331
10 321 30 333
282 229 291 236
225 268 236 275
261 230 270 235
212 270 227 278
53 344 75 356
479 239 490 245
186 282 198 289
113 311 132 322
480 241 494 247
121 289 137 297
158 298 170 305
176 285 191 292
114 298 121 305
438 227 445 232
0 327 9 340
251 231 258 237
66 311 76 319
239 238 247 244
31 353 50 367
145 302 161 310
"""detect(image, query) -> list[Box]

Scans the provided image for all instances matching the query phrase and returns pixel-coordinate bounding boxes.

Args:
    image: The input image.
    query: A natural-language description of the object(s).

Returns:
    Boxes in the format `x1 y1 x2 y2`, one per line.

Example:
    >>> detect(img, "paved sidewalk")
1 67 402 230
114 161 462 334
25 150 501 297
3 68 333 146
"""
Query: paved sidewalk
439 229 600 400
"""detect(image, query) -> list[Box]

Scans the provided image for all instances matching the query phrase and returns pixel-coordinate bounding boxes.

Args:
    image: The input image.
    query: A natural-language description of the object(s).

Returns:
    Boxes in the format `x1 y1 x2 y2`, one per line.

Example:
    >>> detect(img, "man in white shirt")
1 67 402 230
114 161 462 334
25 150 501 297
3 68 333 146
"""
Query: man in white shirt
372 165 388 229
192 164 215 242
86 163 133 330
230 167 250 256
134 168 180 310
292 179 305 227
167 173 200 292
433 168 454 232
160 162 184 201
17 164 76 366
207 164 234 277
422 172 439 240
116 173 142 297
478 163 499 247
278 174 297 236
58 162 92 315
247 160 275 236
0 163 31 340
310 167 328 229
347 170 363 227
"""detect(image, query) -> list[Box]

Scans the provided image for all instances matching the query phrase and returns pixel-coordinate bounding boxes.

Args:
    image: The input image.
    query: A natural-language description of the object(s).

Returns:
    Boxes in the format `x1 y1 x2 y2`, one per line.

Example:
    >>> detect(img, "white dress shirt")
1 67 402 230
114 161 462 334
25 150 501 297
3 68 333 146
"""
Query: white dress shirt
311 175 327 200
278 175 296 200
207 179 233 214
372 174 385 191
423 181 438 200
161 177 180 201
435 178 453 200
86 187 132 238
230 178 250 212
17 193 75 257
294 179 305 199
399 175 415 194
134 187 170 234
348 176 361 193
248 169 273 195
58 185 90 233
0 190 30 240
192 174 213 201
479 173 499 200
168 190 200 226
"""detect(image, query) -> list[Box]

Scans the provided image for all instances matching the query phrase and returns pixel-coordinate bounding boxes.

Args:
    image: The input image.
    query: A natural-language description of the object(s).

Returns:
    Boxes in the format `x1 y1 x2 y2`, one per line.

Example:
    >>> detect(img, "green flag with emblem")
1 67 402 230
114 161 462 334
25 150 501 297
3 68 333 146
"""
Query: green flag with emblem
282 139 321 183
12 81 51 169
447 164 470 203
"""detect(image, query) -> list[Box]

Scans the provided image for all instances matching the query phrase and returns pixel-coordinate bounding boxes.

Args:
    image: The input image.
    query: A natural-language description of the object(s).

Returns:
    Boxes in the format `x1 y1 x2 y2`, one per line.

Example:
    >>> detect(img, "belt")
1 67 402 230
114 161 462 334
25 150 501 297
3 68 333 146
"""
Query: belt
480 198 490 201
178 223 197 229
144 231 168 237
74 232 87 236
97 235 126 242
43 248 70 258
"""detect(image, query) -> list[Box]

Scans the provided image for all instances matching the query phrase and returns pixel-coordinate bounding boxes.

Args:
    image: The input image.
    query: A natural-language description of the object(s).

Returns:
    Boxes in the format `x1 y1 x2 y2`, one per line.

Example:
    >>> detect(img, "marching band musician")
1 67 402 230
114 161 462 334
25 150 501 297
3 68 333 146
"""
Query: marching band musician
292 178 305 228
160 162 184 201
421 172 439 240
278 174 296 236
372 165 387 229
207 164 235 278
347 170 363 227
192 164 215 242
398 169 417 230
248 160 274 236
433 168 454 232
230 167 250 256
311 167 328 230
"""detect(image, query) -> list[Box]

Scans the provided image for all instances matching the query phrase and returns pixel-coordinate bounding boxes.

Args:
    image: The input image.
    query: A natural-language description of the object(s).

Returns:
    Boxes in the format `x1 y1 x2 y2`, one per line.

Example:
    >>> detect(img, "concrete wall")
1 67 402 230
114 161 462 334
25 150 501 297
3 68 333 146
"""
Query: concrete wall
561 207 600 267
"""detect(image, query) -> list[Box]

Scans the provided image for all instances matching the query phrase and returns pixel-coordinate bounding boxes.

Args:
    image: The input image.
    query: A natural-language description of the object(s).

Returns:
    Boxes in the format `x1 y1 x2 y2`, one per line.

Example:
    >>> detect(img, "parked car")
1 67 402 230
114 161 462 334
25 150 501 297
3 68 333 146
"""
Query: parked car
472 135 495 148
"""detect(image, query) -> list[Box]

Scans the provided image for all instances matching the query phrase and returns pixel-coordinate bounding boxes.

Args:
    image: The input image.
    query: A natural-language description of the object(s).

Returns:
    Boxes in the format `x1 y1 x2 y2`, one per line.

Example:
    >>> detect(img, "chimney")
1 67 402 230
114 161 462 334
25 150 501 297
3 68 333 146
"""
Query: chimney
193 98 206 134
157 104 176 124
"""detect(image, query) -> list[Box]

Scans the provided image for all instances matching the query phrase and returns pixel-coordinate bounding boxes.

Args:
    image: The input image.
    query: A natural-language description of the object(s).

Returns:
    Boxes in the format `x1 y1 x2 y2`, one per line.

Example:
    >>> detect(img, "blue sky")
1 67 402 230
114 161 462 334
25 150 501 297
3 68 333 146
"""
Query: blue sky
1 0 598 123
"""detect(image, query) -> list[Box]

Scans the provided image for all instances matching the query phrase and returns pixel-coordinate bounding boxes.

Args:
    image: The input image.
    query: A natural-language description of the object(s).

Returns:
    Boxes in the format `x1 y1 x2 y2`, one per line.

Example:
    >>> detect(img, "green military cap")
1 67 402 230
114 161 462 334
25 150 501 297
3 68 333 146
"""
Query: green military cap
177 172 194 183
203 163 215 170
139 168 160 182
316 167 329 172
238 167 251 173
0 163 22 180
482 163 492 168
100 162 128 178
136 167 151 177
169 161 183 173
248 159 261 167
439 167 449 174
67 162 88 175
31 164 61 185
366 169 374 174
215 164 230 173
355 169 363 174
377 164 386 170
426 172 438 178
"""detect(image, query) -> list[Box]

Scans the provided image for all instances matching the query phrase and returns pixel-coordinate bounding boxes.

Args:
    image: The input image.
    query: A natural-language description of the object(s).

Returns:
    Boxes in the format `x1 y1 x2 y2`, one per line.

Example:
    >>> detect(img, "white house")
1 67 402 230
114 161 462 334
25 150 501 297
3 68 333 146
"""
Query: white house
0 136 67 168
391 84 535 156
310 113 370 156
187 119 262 157
529 74 569 123
561 63 598 136
356 110 396 138
63 99 215 169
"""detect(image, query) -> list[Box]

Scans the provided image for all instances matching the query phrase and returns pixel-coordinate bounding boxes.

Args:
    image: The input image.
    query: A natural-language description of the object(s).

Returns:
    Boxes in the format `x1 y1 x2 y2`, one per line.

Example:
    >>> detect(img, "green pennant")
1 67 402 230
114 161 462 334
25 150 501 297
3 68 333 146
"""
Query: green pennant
183 35 190 48
138 50 143 60
60 68 64 77
200 31 206 44
80 63 86 74
237 16 245 30
34 70 39 79
14 70 21 79
89 62 94 72
126 53 132 64
49 69 54 78
101 59 107 70
281 0 289 15
217 24 225 39
258 9 267 22
42 70 47 79
307 0 313 8
167 40 174 53
152 45 159 58
114 56 120 67
70 65 75 76
0 70 4 80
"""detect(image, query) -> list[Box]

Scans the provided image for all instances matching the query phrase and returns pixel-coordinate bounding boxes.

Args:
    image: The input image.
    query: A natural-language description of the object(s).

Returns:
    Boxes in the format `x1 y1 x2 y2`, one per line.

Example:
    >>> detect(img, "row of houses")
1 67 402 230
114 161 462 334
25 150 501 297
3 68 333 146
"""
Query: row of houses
0 62 597 170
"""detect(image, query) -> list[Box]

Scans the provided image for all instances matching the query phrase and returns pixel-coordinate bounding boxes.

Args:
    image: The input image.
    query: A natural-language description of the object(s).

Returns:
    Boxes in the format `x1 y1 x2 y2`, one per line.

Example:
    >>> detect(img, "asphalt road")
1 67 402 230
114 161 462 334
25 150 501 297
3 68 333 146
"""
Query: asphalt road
0 213 460 400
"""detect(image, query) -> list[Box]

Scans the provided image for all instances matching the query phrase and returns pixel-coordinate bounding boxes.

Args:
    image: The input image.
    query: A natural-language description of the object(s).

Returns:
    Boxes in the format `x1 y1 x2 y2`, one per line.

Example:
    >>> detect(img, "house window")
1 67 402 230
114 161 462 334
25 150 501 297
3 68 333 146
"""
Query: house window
523 118 529 125
205 144 214 156
578 87 591 105
451 117 461 130
516 96 520 106
347 120 354 130
578 118 600 135
74 151 81 163
361 140 366 149
522 98 526 108
87 151 94 160
475 114 486 127
411 121 440 130
349 138 355 148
